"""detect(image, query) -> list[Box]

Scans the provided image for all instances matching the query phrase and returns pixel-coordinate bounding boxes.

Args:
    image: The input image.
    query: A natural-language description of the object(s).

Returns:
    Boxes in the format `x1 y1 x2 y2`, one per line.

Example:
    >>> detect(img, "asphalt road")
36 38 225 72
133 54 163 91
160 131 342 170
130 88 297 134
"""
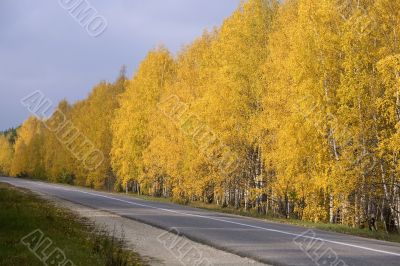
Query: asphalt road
1 176 400 266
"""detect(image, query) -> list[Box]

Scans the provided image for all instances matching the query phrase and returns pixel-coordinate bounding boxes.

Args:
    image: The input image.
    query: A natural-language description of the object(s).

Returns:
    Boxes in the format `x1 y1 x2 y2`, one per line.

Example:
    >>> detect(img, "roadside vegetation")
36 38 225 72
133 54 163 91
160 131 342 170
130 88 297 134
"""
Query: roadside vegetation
0 183 145 266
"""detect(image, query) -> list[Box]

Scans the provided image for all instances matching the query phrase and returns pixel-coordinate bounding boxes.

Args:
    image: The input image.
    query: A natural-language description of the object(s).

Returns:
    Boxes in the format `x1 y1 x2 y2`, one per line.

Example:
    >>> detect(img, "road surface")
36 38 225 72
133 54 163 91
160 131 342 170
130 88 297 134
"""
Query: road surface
1 176 400 266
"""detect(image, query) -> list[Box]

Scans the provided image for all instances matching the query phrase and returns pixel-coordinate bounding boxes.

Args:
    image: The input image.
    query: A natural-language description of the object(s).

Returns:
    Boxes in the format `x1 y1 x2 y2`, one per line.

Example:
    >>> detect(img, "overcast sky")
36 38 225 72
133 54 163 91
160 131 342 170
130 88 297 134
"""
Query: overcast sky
0 0 241 131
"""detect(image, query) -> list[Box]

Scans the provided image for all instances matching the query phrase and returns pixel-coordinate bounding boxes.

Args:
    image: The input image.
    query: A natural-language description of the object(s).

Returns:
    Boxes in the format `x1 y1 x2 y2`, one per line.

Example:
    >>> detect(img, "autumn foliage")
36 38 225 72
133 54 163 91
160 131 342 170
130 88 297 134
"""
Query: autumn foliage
2 0 400 232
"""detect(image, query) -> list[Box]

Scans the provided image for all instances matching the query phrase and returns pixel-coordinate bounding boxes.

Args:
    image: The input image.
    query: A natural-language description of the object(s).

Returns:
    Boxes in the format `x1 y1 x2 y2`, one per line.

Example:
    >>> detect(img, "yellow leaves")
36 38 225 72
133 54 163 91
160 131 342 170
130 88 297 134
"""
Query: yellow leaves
0 135 13 175
10 117 44 178
111 48 175 188
261 0 386 222
377 54 400 89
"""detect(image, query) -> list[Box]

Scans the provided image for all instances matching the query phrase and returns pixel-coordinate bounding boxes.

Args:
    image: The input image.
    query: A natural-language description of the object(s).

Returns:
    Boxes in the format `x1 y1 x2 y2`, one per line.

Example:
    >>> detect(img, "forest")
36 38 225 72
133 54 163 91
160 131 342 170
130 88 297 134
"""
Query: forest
1 0 400 233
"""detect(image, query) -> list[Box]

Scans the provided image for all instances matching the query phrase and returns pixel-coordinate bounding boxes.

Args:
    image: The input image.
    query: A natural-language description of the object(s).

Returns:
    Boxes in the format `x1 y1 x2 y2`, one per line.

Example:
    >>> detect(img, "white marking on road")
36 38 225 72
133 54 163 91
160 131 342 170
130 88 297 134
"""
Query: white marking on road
4 179 400 257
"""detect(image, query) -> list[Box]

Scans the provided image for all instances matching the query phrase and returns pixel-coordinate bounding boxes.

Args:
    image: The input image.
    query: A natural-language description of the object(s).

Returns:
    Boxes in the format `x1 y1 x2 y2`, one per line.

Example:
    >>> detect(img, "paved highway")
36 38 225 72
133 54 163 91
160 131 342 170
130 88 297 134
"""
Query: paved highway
1 176 400 266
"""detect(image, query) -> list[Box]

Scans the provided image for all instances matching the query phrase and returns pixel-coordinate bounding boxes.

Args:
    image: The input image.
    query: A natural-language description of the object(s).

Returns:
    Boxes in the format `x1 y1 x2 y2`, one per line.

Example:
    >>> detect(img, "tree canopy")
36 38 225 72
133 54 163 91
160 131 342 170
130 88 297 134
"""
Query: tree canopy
2 0 400 232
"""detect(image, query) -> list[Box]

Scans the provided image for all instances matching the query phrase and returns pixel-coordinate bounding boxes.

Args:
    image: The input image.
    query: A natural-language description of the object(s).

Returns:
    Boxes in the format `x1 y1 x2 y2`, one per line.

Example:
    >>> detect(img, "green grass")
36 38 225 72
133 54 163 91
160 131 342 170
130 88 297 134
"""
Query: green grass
0 183 145 266
127 193 400 244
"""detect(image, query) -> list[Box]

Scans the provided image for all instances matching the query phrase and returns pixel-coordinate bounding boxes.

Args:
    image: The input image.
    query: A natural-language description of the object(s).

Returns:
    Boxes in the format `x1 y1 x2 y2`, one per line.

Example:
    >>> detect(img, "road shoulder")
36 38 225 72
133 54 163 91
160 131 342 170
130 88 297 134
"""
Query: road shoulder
38 192 268 266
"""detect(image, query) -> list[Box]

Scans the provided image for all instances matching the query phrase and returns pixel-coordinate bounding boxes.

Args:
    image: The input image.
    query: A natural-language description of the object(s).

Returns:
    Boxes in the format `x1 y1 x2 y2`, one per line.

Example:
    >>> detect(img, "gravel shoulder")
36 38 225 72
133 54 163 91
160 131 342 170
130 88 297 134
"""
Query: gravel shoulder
38 193 268 266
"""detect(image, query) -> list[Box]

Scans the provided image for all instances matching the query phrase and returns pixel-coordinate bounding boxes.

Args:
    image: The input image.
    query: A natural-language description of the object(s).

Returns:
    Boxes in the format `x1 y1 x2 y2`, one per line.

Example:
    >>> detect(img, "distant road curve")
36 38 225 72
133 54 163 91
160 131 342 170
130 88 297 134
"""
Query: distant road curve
1 176 400 266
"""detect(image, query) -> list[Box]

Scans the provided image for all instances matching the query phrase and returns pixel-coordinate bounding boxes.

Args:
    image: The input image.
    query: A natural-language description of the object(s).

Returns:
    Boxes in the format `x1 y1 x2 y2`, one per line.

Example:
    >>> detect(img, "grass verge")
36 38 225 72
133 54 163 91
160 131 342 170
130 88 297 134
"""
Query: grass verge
0 183 145 266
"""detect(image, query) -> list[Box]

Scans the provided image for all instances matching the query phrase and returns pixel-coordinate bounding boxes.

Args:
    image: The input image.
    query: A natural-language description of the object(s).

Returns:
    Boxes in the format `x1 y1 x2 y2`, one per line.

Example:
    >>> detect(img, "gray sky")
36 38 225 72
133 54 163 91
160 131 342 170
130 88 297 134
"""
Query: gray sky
0 0 241 131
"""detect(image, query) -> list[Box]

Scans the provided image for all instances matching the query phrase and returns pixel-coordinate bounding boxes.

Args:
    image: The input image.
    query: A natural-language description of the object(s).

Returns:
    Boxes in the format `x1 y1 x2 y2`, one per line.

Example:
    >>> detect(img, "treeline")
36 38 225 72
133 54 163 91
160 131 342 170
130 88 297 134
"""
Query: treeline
1 0 400 232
